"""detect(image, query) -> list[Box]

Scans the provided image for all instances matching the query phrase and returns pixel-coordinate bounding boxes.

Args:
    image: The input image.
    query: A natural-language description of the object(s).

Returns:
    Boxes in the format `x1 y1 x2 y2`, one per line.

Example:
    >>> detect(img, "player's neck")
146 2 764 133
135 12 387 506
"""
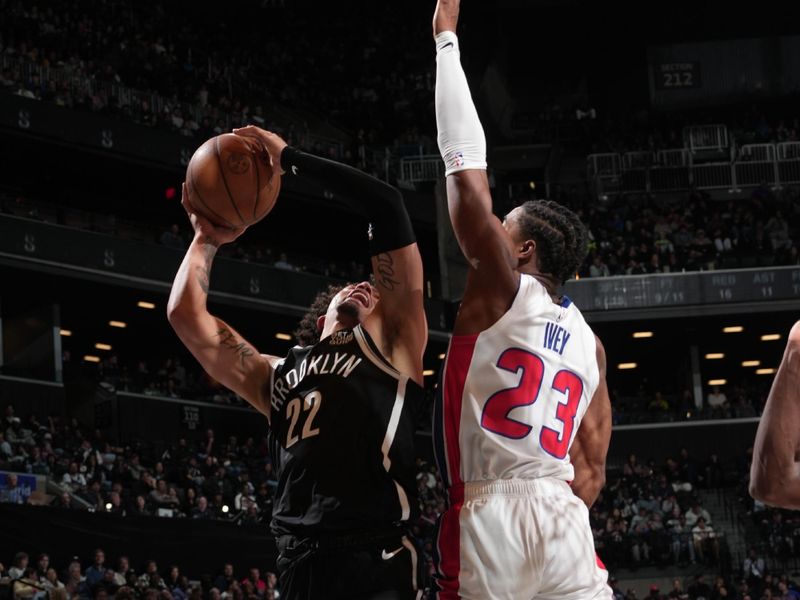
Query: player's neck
519 266 559 298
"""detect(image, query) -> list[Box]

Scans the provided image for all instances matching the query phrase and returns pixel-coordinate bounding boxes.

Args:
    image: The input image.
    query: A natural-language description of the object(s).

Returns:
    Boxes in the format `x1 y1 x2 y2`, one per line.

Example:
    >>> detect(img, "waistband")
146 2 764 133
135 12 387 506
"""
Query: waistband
277 526 406 556
448 478 572 503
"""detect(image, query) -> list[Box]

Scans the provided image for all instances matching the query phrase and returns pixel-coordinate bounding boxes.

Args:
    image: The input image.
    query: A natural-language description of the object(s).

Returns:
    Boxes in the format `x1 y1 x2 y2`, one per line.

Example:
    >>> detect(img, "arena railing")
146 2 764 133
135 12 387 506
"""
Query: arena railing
398 155 445 184
684 124 729 153
588 141 800 197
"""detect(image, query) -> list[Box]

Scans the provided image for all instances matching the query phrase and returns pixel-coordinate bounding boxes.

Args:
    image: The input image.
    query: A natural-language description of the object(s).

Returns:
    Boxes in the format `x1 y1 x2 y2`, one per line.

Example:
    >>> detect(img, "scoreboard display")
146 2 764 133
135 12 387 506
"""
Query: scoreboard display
565 266 800 312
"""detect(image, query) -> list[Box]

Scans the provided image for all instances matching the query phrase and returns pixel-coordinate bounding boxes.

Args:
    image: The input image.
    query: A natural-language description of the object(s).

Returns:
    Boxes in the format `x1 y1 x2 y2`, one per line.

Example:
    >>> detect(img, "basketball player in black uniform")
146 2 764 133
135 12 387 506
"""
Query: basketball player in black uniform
168 126 427 599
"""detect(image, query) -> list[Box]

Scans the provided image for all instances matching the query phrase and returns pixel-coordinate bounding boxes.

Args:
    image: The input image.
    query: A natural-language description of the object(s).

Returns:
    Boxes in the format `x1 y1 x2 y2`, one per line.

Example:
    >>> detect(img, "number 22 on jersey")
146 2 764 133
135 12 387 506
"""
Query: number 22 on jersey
480 348 583 459
285 391 323 448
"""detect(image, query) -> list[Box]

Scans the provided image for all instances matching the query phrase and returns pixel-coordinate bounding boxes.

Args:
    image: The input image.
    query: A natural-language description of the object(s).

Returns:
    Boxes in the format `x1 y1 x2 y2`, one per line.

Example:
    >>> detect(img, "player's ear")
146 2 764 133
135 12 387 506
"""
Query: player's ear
316 315 326 333
519 239 536 260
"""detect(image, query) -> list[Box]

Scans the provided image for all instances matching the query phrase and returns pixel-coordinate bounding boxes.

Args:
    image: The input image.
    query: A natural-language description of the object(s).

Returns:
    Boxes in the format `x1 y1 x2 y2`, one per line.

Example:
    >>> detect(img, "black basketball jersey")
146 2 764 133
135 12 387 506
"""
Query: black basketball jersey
267 325 422 537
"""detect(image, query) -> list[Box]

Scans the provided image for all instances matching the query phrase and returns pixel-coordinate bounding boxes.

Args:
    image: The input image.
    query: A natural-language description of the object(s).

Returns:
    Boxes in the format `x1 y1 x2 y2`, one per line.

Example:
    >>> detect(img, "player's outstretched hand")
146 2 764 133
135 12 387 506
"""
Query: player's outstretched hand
233 126 288 175
433 0 460 38
181 183 245 246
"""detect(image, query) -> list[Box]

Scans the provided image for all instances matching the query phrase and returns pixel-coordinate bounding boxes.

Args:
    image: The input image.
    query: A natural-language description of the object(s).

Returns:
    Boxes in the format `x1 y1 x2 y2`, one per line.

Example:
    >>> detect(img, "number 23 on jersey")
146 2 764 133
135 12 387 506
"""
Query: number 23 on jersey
480 348 583 459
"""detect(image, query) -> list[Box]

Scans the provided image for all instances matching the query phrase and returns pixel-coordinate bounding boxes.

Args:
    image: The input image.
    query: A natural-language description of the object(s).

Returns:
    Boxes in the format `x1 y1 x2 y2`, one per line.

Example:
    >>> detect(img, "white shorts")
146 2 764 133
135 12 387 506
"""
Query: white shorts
434 478 611 600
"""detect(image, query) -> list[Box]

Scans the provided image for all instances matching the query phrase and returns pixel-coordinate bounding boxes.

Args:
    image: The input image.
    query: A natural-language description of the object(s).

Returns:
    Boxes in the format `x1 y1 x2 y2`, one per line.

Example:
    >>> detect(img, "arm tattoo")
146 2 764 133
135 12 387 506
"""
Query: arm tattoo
215 327 255 367
375 252 400 291
195 239 218 294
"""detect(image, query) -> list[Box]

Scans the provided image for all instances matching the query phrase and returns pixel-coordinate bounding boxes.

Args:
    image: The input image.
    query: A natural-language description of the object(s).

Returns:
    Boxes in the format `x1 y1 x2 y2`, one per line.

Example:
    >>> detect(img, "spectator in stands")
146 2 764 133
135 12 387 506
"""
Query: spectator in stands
8 552 29 580
234 482 257 512
136 561 165 592
667 512 695 565
213 564 235 593
589 255 611 277
743 548 766 588
0 473 28 504
61 462 87 493
85 549 106 589
191 495 213 519
241 568 266 596
273 252 295 271
64 560 88 599
0 432 12 461
691 517 719 564
706 386 729 418
685 501 712 527
43 567 65 593
112 557 133 588
149 479 180 510
130 495 152 517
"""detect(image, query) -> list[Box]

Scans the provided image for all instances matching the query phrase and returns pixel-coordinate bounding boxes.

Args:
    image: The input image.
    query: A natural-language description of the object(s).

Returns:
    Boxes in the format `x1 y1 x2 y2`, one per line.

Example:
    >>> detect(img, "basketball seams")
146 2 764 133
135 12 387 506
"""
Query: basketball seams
214 135 247 226
188 163 238 229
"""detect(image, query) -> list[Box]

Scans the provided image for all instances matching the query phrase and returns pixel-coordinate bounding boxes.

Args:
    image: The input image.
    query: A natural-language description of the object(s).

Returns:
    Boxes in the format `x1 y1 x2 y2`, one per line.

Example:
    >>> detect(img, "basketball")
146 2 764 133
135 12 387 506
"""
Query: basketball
185 133 281 229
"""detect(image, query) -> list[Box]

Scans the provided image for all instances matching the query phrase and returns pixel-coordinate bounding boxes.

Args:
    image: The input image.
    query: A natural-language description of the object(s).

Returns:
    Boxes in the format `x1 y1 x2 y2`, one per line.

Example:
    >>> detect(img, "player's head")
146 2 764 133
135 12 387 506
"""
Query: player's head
503 200 588 285
295 281 380 346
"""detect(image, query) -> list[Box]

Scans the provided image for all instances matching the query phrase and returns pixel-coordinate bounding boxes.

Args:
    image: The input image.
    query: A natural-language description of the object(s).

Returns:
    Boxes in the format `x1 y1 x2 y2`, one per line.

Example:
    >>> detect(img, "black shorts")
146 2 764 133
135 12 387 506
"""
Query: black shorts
275 529 423 600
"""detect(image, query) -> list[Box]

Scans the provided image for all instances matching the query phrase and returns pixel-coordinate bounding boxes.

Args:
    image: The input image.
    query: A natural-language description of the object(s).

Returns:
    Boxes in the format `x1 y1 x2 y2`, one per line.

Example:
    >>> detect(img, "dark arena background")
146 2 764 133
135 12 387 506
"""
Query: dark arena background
1 0 800 598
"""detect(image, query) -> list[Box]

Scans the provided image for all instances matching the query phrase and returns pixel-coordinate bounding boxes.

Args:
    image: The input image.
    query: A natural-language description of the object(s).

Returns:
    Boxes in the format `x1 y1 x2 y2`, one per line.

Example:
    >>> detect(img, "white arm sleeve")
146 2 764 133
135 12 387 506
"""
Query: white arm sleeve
435 31 488 176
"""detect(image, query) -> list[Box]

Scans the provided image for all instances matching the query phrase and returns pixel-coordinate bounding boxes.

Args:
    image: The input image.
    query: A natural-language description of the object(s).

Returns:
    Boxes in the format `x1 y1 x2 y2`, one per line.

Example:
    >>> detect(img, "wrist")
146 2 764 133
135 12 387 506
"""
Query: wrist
280 145 299 174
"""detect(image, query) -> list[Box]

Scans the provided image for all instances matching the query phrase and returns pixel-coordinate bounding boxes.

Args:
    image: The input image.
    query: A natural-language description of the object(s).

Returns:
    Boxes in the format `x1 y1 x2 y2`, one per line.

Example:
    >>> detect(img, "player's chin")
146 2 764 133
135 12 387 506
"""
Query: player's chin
336 300 362 322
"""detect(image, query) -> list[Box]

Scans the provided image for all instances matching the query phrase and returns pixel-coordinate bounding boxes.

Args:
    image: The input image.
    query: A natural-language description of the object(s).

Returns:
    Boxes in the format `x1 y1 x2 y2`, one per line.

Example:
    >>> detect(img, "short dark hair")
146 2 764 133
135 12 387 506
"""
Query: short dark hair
294 283 351 347
516 200 588 284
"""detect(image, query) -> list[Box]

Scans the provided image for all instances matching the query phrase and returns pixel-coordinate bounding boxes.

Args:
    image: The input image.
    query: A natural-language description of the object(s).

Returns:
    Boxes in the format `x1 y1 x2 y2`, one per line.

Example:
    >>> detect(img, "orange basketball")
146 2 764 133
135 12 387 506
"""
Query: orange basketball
185 133 281 228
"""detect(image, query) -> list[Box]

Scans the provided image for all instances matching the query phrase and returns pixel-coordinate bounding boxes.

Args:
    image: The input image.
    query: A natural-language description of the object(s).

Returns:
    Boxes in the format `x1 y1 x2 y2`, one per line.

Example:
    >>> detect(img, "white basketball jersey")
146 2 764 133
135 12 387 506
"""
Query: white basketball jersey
433 274 599 488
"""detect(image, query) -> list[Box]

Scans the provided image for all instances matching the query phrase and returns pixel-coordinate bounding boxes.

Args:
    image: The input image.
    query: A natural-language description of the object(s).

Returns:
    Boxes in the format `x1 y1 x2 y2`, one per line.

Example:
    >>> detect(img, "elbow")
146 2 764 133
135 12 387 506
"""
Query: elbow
749 475 777 505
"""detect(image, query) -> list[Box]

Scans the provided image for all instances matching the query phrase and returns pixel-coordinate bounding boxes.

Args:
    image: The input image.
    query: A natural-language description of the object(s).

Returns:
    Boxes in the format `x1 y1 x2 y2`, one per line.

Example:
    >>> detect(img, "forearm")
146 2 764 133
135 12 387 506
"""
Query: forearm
280 147 414 255
434 31 487 176
571 461 606 508
167 234 218 321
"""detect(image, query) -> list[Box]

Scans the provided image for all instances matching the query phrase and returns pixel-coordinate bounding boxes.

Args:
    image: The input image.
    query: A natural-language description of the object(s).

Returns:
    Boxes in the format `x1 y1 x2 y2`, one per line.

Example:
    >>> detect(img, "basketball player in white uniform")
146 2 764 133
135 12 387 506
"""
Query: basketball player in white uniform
431 1 613 598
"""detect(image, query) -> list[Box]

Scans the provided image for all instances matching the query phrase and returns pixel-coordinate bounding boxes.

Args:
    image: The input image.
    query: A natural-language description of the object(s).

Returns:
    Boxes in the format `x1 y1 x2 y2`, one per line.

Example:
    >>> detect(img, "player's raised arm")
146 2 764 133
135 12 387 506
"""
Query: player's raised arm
569 336 612 508
167 185 274 417
233 126 427 384
433 0 518 303
750 322 800 508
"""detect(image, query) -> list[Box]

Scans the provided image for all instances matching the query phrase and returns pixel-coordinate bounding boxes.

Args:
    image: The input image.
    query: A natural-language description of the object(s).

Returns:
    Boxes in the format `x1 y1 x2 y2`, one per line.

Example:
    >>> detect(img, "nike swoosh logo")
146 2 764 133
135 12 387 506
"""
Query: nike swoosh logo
443 42 454 49
381 546 404 560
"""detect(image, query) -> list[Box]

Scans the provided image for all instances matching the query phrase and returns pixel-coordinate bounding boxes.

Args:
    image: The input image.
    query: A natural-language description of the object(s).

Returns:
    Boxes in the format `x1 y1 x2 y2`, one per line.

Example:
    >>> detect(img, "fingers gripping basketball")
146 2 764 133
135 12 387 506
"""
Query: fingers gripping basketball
186 133 281 228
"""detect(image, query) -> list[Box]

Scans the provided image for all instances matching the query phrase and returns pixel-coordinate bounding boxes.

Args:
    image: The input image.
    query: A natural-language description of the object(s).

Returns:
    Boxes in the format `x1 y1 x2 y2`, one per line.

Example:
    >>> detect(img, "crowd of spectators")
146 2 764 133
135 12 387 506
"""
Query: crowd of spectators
590 449 732 571
0 0 436 171
0 404 444 583
0 549 281 600
574 186 800 278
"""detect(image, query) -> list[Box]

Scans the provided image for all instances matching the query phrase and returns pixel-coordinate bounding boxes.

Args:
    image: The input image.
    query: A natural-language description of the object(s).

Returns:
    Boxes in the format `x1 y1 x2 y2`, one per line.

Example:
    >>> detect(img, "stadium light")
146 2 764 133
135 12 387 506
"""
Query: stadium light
708 379 727 386
60 329 72 337
275 333 292 341
723 326 744 333
761 334 781 341
109 321 127 328
741 360 761 367
632 332 653 339
222 505 230 514
95 343 112 351
756 368 777 375
704 353 724 360
617 363 637 370
137 301 156 309
105 503 112 511
84 355 101 363
423 370 435 377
